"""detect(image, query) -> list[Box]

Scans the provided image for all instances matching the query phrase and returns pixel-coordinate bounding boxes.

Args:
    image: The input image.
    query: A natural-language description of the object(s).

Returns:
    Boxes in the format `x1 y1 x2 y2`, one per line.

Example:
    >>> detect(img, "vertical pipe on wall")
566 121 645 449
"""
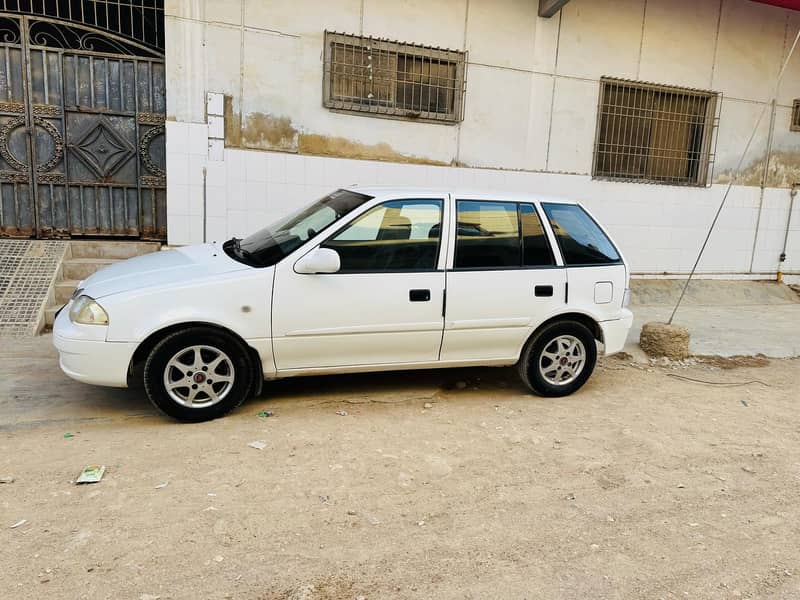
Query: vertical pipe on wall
202 166 207 243
777 184 797 283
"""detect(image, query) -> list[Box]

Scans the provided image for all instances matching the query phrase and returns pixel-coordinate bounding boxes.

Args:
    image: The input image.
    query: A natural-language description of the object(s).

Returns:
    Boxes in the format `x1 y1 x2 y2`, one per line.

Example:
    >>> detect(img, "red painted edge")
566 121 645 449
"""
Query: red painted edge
750 0 800 10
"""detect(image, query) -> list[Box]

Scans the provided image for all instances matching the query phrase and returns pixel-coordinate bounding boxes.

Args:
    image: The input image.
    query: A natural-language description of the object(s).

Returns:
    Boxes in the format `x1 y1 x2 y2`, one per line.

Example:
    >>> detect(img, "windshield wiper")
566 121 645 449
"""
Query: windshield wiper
234 237 255 260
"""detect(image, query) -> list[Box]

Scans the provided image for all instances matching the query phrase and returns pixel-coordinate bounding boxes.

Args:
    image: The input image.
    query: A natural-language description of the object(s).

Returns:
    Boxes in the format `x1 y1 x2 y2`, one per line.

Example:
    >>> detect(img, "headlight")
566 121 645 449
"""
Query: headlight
69 295 109 325
622 288 632 308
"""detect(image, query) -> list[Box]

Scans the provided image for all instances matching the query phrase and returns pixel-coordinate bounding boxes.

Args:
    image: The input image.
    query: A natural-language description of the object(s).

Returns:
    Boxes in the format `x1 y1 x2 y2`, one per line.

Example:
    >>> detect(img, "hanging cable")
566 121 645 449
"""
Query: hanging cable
668 28 800 325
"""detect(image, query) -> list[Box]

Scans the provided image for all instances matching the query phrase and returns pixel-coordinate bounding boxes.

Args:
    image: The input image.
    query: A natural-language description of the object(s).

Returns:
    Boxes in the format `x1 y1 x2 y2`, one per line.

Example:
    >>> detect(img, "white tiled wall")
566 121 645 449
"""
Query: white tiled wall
165 121 800 277
165 120 208 245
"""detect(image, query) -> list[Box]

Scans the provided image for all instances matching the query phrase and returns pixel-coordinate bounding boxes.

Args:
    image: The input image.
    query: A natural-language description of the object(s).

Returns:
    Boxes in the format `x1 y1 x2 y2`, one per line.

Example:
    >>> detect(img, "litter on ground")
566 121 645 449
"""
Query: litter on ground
75 465 105 484
248 440 267 450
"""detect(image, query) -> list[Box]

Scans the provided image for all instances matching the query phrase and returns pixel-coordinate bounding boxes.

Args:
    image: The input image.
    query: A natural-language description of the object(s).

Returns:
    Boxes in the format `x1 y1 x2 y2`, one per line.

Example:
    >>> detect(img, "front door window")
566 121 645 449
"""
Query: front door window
323 199 443 272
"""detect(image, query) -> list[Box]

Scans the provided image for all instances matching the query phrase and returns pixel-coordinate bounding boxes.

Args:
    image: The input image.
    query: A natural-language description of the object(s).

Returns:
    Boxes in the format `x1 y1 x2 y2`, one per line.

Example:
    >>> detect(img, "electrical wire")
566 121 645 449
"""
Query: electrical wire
668 28 800 325
666 373 770 387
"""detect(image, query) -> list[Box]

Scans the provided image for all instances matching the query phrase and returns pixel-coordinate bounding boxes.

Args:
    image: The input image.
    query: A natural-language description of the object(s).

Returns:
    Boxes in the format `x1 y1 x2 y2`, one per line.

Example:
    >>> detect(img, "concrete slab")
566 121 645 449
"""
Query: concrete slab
627 280 800 358
627 305 800 358
630 279 800 306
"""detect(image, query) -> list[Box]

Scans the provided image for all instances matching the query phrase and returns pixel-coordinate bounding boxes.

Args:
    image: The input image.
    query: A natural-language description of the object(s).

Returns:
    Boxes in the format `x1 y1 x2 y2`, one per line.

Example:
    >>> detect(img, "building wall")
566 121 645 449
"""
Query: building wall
163 0 800 278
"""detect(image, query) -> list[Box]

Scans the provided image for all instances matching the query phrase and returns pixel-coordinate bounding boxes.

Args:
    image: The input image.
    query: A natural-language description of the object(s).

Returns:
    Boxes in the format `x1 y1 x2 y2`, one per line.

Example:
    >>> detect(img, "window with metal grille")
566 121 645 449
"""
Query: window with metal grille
323 31 466 124
593 78 719 186
792 99 800 132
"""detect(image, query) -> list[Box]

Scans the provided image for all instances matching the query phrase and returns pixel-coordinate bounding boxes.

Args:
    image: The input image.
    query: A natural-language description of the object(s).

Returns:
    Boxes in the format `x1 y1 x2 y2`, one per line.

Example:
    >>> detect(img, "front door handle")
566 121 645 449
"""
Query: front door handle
409 289 431 302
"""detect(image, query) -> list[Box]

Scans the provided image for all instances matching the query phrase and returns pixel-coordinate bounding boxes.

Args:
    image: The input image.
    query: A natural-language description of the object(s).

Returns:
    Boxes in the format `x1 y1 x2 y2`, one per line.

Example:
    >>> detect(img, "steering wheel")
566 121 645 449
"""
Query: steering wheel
307 227 317 239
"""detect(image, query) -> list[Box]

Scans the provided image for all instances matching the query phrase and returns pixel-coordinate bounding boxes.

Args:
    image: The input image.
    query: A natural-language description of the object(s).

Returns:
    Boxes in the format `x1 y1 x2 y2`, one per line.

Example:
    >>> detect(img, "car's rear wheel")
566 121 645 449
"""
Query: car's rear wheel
518 320 597 397
143 327 253 422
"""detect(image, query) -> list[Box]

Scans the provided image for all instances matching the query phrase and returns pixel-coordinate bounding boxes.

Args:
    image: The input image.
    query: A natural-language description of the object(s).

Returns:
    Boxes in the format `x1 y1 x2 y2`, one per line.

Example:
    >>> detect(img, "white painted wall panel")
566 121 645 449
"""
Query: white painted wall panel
546 78 597 174
458 65 533 169
362 0 467 51
165 16 206 123
557 0 645 81
465 0 538 71
205 25 242 100
638 0 720 89
777 11 800 106
244 0 361 35
713 0 787 103
714 98 771 179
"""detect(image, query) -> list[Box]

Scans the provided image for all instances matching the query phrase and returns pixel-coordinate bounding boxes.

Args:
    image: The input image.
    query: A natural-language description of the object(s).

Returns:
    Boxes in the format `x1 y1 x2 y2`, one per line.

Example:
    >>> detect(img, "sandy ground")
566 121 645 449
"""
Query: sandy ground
2 337 800 599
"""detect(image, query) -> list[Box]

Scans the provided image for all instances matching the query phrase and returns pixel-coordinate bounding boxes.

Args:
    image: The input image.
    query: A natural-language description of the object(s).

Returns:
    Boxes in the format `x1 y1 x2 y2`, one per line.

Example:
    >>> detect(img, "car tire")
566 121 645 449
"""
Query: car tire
143 327 254 422
518 320 598 397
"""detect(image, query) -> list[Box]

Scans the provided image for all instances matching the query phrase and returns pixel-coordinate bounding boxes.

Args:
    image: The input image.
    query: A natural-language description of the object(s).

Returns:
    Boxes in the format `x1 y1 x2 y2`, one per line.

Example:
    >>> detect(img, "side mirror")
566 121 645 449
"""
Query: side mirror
294 247 341 274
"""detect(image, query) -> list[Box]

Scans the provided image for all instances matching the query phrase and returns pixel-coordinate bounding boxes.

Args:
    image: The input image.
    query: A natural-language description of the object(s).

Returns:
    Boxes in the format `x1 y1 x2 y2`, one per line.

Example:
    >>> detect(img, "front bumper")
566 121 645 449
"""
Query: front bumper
599 309 634 356
53 306 135 388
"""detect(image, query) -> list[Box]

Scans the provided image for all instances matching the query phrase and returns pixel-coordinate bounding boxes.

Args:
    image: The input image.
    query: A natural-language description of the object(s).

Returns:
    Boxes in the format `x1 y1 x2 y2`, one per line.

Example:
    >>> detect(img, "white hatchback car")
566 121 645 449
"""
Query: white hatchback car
54 187 633 422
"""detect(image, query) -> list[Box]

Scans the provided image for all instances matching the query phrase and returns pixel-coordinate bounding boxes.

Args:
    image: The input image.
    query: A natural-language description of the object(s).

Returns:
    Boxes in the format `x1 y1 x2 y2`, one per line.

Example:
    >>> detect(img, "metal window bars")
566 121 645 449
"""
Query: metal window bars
323 31 466 124
0 0 163 52
792 99 800 132
592 77 720 187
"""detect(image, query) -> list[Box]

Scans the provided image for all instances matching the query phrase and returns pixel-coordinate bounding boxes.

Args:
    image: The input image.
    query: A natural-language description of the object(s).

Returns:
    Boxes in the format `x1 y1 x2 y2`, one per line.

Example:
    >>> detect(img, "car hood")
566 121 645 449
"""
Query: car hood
79 243 251 299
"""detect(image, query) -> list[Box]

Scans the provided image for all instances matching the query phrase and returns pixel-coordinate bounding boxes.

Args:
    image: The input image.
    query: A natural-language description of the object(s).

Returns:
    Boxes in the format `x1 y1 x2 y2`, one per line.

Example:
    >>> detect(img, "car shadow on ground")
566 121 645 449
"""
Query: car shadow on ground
258 365 528 405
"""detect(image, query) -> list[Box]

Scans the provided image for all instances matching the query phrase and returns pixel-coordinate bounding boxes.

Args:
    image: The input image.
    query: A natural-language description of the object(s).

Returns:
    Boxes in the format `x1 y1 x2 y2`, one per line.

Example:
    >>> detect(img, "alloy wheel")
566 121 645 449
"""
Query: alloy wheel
538 335 587 386
163 345 235 408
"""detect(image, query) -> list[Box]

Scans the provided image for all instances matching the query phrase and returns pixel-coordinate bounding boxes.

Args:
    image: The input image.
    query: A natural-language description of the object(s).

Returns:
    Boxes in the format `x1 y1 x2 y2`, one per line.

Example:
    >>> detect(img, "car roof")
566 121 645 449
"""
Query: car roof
345 185 578 205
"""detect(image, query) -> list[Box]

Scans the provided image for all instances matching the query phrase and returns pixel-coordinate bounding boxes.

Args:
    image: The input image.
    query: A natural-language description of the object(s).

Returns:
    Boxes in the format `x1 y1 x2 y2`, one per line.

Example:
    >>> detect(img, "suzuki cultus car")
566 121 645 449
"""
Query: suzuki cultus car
54 187 633 422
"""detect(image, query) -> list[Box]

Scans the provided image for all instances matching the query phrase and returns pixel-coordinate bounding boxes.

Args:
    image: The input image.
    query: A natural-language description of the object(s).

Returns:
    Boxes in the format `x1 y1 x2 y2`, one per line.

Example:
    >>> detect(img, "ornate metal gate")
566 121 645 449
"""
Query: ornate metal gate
0 12 165 239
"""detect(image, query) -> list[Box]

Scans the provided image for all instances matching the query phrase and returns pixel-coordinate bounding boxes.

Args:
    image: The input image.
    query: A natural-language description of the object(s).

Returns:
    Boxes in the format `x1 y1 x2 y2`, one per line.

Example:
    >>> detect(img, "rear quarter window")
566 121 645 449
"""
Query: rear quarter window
542 203 621 265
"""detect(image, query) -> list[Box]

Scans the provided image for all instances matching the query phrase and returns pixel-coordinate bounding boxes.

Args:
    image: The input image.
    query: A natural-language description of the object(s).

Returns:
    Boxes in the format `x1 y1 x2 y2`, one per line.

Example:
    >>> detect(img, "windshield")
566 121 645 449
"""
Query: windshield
224 189 373 267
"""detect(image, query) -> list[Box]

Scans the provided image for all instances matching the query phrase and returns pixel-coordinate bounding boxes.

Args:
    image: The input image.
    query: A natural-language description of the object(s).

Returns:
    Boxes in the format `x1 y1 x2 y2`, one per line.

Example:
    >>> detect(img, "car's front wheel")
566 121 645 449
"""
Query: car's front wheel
518 320 597 397
143 327 253 422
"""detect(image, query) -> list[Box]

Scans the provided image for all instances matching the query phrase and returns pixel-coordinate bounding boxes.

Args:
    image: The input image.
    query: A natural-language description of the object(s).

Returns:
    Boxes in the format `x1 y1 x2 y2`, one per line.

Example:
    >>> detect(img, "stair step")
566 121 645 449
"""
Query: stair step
44 304 63 327
55 279 82 304
61 258 117 281
69 240 161 259
39 242 161 335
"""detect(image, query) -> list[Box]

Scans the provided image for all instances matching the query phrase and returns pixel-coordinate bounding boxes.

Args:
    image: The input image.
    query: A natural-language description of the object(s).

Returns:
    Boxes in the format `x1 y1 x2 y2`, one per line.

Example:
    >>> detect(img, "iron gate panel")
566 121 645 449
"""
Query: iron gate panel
0 13 165 240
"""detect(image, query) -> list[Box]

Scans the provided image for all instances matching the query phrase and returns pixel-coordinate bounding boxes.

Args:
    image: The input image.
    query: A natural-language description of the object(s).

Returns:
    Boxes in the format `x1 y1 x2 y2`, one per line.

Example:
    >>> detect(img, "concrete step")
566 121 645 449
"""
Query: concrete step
630 279 800 307
55 279 82 304
68 240 161 260
44 305 62 327
61 258 117 281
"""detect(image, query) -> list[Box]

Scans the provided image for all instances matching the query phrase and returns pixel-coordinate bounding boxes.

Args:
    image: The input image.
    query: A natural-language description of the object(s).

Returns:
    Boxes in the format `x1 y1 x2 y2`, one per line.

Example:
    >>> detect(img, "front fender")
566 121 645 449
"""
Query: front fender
102 267 274 343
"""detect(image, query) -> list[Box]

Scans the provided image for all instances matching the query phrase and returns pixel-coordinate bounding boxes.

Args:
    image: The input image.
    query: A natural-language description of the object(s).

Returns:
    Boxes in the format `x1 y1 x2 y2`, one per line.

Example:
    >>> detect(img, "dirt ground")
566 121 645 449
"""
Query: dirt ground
2 337 800 600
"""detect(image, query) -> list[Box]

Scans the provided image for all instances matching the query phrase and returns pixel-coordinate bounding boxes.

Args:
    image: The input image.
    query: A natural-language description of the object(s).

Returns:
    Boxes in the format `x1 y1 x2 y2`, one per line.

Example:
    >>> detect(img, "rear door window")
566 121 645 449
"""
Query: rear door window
455 201 520 269
520 204 555 267
542 203 620 265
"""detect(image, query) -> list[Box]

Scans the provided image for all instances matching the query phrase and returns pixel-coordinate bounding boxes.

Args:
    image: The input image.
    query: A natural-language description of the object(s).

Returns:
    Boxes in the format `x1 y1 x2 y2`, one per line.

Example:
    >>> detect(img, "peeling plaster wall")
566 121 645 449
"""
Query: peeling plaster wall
164 0 800 277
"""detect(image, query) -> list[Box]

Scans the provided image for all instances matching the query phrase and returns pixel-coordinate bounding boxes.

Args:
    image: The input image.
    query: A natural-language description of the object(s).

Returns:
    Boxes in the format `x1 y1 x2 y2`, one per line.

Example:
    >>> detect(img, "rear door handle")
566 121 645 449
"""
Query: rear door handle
534 285 554 297
409 289 431 302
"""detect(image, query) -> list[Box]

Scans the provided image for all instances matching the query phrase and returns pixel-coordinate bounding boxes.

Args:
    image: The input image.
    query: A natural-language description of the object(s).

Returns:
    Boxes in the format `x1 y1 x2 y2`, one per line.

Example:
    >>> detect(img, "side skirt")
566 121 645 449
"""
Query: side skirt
266 357 518 380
